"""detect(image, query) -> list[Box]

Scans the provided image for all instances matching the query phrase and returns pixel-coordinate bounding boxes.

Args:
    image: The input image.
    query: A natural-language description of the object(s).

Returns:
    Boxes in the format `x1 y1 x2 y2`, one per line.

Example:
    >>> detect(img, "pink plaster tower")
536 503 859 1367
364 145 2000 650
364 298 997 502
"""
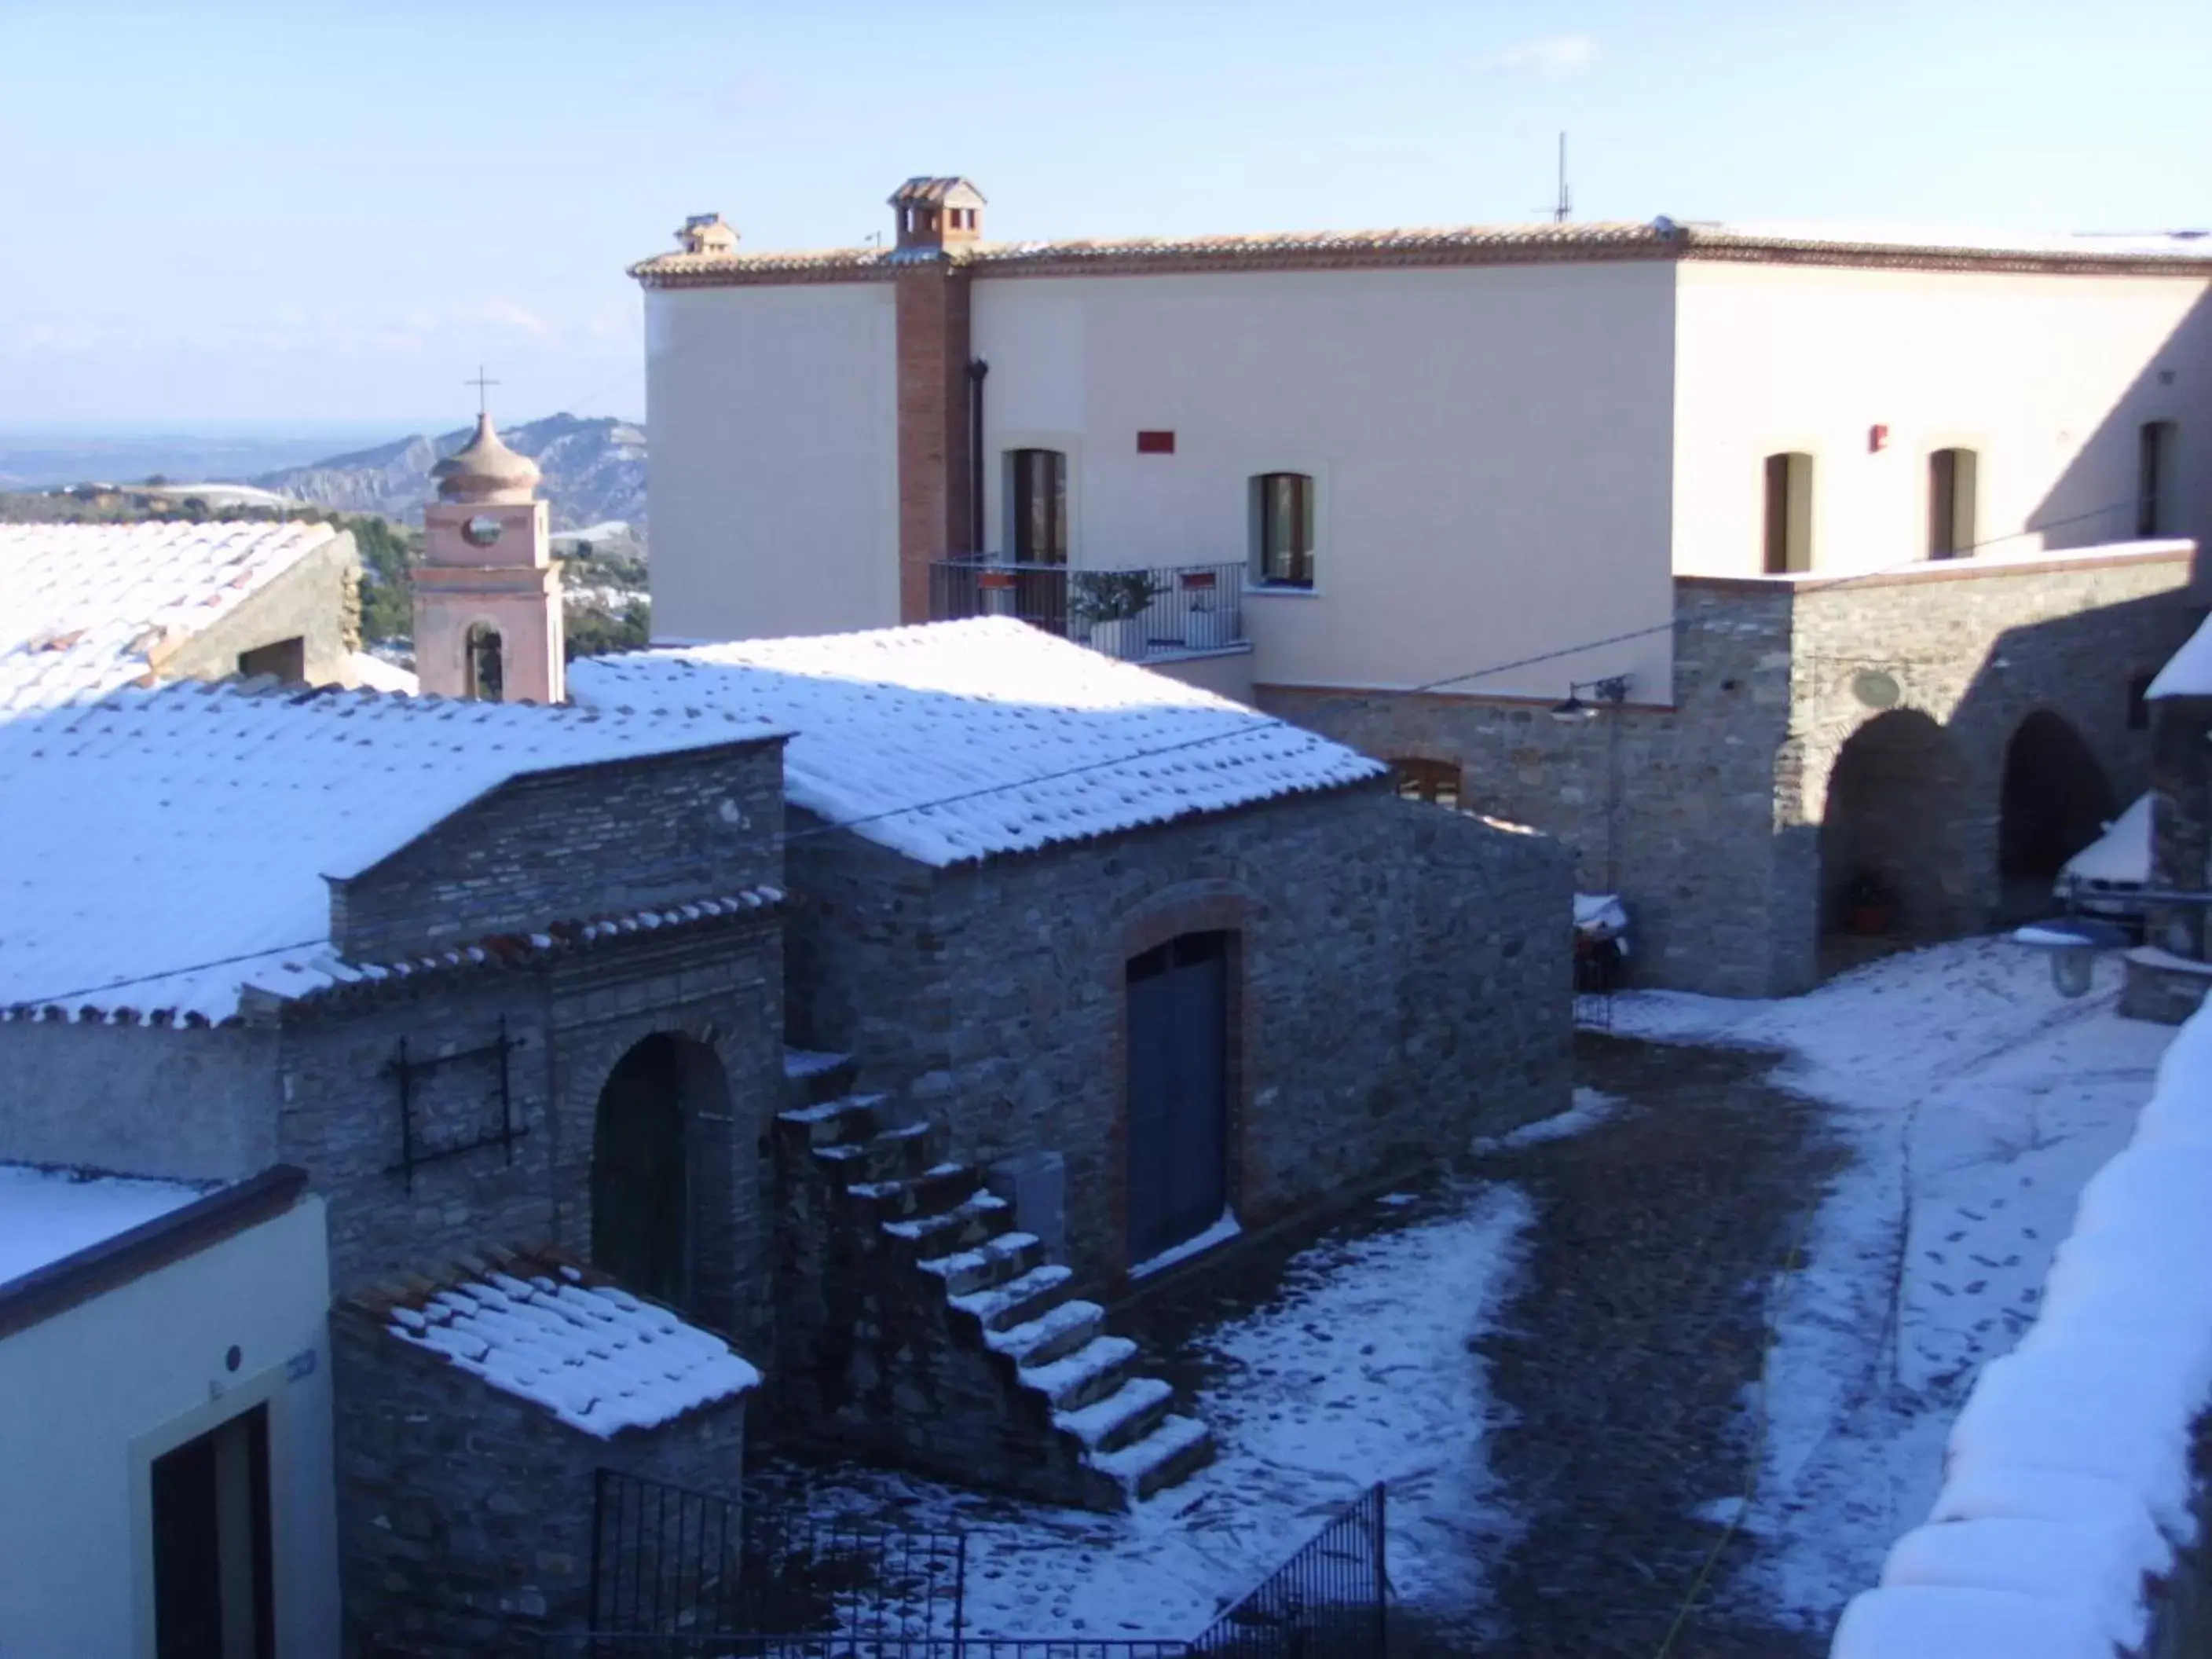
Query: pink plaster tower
413 412 566 702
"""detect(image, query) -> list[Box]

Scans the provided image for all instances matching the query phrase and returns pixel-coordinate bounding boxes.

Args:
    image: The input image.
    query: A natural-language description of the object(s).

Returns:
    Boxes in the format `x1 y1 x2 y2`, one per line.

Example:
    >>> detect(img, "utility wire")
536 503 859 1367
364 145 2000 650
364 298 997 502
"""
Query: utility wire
11 491 2168 1008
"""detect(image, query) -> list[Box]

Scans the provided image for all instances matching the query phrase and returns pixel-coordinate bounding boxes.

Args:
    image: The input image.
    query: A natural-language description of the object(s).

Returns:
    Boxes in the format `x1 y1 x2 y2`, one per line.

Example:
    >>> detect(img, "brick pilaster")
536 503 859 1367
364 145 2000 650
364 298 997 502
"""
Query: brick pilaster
894 260 975 624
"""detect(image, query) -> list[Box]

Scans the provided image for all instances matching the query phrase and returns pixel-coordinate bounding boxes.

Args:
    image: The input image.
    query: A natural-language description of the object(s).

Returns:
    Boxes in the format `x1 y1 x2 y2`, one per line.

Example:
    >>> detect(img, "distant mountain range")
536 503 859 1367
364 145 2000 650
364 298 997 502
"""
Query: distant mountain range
253 413 646 538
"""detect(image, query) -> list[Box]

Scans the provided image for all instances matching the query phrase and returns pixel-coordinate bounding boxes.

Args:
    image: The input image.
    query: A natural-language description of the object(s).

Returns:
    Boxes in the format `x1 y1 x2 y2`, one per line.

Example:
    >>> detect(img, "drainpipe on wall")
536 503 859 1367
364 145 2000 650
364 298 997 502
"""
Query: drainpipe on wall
968 359 989 554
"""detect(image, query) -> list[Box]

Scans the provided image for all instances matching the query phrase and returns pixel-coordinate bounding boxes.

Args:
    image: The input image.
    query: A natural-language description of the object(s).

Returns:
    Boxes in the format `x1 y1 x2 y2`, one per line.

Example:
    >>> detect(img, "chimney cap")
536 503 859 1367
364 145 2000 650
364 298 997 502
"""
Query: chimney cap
889 177 987 211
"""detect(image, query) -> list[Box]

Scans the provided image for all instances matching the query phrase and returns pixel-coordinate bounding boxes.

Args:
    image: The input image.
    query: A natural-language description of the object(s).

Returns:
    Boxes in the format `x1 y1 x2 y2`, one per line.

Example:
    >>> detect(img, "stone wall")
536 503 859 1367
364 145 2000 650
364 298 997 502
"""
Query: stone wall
331 1300 747 1658
330 738 786 962
158 530 362 690
787 785 1572 1290
0 1018 278 1180
1260 549 2198 997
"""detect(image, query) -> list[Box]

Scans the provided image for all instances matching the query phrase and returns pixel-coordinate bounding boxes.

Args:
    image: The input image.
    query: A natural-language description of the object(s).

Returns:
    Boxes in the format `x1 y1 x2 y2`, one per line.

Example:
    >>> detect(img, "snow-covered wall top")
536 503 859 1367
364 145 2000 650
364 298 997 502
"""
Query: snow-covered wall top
2148 611 2212 701
569 617 1386 867
1832 1002 2212 1658
0 521 339 712
0 1163 211 1286
0 680 785 1021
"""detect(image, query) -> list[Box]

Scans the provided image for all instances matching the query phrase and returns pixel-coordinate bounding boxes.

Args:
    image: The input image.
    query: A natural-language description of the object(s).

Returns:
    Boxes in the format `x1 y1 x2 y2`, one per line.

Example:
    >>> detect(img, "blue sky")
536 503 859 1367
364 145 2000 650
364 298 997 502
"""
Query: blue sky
2 0 2206 427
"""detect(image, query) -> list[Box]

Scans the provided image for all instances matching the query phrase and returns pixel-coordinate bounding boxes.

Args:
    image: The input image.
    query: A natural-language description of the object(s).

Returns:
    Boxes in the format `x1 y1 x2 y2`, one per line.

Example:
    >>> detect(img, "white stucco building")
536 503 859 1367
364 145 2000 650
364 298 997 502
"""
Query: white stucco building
0 1165 339 1658
632 182 2211 994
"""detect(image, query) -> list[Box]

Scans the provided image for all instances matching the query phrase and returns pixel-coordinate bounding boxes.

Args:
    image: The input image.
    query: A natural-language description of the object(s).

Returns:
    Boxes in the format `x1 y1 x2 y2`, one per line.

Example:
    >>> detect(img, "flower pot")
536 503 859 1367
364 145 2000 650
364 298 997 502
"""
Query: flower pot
1090 616 1147 660
1183 608 1232 650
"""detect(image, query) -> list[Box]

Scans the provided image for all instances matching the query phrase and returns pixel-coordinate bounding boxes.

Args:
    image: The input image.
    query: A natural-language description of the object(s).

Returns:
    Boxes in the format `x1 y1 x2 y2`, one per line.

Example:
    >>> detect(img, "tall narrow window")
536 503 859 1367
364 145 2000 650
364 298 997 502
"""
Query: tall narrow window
2139 421 2179 538
1928 448 1978 559
466 624 504 701
1252 472 1316 588
1763 452 1814 574
1008 449 1068 564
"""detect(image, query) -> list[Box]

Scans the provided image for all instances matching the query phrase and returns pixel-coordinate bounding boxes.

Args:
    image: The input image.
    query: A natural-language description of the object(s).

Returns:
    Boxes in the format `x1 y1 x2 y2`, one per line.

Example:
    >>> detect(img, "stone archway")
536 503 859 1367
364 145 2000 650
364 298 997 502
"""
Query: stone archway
1998 710 2118 921
1818 709 1972 945
590 1032 731 1311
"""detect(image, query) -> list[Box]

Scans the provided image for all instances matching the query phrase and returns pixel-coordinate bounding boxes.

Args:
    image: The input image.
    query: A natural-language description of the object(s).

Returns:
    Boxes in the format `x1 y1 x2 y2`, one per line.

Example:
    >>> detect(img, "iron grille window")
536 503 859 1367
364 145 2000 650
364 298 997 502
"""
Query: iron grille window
1252 472 1315 588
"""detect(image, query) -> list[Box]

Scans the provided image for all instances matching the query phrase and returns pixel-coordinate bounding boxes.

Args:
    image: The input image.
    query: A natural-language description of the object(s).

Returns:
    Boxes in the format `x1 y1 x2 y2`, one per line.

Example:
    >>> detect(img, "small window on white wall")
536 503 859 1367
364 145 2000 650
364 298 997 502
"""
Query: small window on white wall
2140 421 2179 538
1928 449 1978 560
1251 473 1316 588
1762 453 1813 574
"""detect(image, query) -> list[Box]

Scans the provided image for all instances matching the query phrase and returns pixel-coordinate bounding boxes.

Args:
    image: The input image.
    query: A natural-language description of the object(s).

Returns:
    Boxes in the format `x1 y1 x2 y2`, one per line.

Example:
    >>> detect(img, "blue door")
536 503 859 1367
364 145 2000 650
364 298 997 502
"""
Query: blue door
1126 932 1229 1265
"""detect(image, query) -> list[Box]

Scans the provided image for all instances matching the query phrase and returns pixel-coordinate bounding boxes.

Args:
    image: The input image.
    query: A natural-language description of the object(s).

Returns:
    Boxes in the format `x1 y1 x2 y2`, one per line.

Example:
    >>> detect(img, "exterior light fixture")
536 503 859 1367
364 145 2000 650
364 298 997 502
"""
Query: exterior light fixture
2012 917 2129 998
1551 676 1631 725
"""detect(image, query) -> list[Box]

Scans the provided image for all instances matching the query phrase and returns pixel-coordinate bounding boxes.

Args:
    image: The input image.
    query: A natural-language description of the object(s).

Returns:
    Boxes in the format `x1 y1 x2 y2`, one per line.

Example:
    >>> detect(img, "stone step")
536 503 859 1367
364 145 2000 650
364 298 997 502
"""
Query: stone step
947 1263 1076 1334
811 1119 947 1184
1053 1375 1175 1456
775 1092 886 1149
1090 1414 1218 1502
918 1232 1045 1298
845 1163 981 1225
984 1298 1104 1370
782 1048 855 1105
1020 1334 1137 1415
881 1191 1013 1258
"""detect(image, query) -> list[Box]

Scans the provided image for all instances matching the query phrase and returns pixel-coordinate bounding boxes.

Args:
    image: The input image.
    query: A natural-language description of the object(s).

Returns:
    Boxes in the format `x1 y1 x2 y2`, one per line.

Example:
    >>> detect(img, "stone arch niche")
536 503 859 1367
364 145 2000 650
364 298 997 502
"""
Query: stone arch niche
1998 709 2118 920
1818 709 1972 941
589 1032 733 1314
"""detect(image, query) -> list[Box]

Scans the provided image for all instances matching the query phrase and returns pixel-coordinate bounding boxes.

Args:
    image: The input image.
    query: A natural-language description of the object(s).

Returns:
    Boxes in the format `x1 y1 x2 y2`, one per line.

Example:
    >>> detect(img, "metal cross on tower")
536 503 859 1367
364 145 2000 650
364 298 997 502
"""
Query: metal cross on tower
467 365 500 415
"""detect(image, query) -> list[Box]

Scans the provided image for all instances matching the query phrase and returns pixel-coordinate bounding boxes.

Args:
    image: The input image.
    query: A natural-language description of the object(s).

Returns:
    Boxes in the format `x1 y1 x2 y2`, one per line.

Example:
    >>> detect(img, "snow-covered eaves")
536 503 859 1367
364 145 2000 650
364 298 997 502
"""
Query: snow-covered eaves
1832 1002 2212 1658
0 679 788 1024
569 617 1385 867
2148 611 2212 700
0 520 341 713
376 1249 760 1439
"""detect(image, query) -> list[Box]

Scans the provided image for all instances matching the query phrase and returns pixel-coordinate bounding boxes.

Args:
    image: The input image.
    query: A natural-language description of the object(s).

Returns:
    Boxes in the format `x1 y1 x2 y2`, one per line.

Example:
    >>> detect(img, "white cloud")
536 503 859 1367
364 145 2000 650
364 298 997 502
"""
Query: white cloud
1492 33 1597 78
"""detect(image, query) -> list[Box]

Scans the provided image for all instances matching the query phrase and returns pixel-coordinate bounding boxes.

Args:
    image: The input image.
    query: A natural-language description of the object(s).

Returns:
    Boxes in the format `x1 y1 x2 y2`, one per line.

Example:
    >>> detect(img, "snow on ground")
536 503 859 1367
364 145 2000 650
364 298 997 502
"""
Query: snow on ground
1612 936 2174 1632
0 1163 209 1284
1470 1085 1619 1153
782 1181 1530 1639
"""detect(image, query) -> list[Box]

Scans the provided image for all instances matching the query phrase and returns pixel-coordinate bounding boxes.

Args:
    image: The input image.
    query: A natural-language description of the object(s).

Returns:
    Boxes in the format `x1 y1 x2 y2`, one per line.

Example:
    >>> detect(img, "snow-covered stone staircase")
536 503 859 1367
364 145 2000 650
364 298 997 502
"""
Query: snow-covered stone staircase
775 1052 1214 1510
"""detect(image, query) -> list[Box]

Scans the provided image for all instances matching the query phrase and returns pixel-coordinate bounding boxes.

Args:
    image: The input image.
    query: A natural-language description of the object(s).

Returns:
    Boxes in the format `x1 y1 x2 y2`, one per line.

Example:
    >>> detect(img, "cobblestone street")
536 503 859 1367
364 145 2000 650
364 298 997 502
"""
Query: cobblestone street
1465 1033 1834 1659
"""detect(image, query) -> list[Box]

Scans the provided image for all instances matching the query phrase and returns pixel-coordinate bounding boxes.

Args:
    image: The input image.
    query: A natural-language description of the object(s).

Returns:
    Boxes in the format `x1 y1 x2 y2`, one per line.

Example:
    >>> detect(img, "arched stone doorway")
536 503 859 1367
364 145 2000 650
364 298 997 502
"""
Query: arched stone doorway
591 1033 730 1310
1818 709 1971 947
1998 710 2117 921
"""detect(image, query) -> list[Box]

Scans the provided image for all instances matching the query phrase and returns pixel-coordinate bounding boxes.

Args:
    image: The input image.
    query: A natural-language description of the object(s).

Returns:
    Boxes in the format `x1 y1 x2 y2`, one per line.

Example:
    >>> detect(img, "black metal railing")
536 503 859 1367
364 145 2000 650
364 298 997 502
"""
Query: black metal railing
591 1471 966 1640
928 559 1247 663
1192 1484 1386 1658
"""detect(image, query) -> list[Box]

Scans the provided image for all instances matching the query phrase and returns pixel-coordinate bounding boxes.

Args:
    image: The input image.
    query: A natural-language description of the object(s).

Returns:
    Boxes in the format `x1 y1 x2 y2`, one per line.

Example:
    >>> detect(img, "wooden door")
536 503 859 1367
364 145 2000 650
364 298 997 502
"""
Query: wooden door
1126 932 1229 1265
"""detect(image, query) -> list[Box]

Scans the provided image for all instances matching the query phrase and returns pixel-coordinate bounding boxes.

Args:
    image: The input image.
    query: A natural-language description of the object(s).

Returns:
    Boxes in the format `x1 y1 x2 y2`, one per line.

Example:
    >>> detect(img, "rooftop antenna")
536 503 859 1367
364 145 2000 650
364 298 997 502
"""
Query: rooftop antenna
1553 132 1572 224
467 364 500 416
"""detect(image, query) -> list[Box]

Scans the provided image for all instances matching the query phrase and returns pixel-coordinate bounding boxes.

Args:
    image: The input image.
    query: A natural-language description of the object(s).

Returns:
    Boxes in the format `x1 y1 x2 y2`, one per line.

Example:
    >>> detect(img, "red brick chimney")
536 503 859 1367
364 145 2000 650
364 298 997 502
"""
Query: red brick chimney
888 178 985 621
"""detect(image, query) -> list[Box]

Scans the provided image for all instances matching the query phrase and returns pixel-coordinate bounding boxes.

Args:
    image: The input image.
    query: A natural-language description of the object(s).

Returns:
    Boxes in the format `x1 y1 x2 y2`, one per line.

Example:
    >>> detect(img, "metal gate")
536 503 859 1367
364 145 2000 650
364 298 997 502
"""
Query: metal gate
1193 1484 1387 1657
1126 932 1230 1265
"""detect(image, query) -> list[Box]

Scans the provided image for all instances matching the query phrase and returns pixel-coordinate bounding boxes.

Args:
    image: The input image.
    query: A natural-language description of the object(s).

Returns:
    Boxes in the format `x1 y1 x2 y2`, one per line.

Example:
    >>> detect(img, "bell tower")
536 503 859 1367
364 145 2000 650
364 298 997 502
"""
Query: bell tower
413 406 565 703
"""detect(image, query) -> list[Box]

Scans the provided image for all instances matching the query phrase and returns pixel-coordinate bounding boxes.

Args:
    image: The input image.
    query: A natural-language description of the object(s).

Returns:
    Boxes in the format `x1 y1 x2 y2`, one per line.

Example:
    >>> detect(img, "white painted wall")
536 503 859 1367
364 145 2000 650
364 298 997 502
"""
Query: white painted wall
1672 263 2212 578
971 263 1681 703
0 1197 339 1658
646 281 900 643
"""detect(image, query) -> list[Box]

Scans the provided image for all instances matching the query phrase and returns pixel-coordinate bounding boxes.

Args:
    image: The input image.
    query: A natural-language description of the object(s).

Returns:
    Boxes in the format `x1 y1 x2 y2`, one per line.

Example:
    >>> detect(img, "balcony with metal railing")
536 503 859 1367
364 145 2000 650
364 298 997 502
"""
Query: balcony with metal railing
928 558 1250 666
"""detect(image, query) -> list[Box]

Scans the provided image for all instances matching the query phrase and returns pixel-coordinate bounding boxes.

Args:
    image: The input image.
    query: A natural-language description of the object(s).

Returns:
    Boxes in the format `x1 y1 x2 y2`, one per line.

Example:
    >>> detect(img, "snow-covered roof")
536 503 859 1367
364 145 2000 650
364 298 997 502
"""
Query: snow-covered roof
0 1164 211 1287
0 680 786 1022
383 1253 760 1437
2148 612 2212 700
2059 794 2151 888
0 520 342 713
570 617 1384 866
346 651 418 695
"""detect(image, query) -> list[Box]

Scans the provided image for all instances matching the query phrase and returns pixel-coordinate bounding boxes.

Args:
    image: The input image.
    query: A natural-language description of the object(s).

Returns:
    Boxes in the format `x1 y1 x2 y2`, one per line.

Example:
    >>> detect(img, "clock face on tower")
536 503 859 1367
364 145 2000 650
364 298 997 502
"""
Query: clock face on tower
462 514 504 548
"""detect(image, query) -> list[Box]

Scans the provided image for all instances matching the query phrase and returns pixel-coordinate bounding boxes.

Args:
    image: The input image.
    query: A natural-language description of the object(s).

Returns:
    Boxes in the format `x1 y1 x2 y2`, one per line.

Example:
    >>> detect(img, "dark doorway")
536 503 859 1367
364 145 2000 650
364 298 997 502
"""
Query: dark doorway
235 636 306 684
1999 711 2118 918
592 1034 699 1307
152 1404 273 1659
1818 709 1970 954
1126 932 1230 1266
1006 447 1069 634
